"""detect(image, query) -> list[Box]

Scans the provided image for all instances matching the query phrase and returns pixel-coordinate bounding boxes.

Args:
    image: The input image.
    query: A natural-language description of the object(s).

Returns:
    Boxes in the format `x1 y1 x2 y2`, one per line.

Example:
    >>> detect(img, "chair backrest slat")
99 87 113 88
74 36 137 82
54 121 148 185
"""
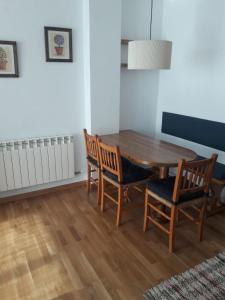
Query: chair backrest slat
172 154 218 203
83 129 99 163
98 140 123 182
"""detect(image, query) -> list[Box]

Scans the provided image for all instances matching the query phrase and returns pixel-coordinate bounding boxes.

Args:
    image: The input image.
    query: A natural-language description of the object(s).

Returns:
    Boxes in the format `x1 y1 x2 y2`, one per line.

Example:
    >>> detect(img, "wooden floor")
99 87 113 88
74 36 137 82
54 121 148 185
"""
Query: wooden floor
1 186 225 300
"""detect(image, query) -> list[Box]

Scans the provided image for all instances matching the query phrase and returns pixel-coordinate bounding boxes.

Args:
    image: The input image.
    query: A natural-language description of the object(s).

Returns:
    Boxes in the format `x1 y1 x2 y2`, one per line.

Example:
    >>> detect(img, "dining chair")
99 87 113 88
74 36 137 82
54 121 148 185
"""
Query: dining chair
98 139 153 226
143 154 218 253
83 129 101 205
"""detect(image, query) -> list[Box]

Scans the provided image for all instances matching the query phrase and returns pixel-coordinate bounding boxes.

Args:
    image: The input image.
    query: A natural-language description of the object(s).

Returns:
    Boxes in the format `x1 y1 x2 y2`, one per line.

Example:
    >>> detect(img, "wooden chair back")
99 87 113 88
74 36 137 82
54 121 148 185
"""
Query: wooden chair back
83 129 99 163
172 154 218 203
98 140 123 182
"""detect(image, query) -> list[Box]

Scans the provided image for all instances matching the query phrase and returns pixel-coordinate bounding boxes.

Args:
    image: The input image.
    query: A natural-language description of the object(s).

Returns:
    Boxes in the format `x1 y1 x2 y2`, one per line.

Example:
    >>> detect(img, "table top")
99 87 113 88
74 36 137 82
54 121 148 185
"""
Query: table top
101 130 197 168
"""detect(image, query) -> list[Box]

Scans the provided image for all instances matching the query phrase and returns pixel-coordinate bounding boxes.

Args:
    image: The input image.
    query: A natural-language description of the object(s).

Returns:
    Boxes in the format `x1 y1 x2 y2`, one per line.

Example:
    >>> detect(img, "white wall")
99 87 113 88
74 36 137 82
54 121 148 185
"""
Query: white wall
0 0 86 176
156 0 225 163
89 0 122 135
0 0 86 140
120 0 162 136
0 0 122 197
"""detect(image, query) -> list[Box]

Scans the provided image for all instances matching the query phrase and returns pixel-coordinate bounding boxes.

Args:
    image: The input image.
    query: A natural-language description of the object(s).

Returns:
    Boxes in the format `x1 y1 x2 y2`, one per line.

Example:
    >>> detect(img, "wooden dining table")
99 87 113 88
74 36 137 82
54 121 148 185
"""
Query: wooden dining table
101 130 197 178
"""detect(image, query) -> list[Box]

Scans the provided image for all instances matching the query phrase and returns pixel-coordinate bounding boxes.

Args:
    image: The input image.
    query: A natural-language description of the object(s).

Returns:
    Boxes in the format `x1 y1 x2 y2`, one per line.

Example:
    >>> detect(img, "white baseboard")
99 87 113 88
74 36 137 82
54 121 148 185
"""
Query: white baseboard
0 172 86 199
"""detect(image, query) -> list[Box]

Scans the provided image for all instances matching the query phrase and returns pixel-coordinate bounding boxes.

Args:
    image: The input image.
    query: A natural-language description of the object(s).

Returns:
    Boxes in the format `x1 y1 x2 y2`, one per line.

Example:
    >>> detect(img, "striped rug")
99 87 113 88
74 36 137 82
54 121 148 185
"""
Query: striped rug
144 252 225 300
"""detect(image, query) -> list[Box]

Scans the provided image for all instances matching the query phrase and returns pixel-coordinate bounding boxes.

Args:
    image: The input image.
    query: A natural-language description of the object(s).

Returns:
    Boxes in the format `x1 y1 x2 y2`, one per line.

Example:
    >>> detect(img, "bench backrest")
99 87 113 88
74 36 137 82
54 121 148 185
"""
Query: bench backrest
162 112 225 152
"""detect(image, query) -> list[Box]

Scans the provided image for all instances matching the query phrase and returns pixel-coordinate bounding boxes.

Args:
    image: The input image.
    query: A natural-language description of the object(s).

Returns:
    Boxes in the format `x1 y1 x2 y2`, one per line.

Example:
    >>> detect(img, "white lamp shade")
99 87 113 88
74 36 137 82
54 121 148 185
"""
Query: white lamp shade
128 40 172 70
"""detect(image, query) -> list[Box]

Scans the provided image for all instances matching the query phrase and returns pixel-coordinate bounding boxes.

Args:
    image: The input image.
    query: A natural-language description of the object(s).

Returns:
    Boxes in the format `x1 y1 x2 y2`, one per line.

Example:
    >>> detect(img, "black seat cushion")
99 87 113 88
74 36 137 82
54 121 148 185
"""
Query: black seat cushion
88 156 98 167
195 155 225 181
104 157 152 184
147 177 205 205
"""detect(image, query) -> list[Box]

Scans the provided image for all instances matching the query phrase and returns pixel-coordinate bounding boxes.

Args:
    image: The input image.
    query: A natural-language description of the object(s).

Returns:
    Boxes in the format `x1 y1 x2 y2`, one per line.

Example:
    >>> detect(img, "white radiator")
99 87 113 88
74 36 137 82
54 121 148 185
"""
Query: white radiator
0 135 75 192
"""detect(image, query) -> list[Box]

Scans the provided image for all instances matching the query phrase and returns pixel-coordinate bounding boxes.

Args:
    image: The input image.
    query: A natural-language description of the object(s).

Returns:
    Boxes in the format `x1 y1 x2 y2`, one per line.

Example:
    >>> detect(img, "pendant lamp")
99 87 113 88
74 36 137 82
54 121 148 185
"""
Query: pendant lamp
128 0 172 70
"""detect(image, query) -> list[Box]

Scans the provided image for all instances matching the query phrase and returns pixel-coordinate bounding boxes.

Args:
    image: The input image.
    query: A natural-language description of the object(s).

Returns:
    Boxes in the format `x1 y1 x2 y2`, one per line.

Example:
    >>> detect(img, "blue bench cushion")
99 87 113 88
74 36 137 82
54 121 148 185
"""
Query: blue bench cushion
195 156 225 181
104 157 152 184
147 177 205 205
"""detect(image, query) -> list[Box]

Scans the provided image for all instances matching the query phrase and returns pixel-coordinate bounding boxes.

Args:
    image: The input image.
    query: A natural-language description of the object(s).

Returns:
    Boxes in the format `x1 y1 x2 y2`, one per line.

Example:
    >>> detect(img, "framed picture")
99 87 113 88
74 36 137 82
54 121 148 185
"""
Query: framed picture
44 26 73 62
0 41 19 77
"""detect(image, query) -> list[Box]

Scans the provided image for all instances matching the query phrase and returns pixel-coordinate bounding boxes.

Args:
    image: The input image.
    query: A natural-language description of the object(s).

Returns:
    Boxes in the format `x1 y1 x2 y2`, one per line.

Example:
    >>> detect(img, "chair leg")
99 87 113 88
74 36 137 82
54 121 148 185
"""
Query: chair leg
97 169 101 206
101 177 105 212
198 199 207 242
143 190 149 232
87 163 91 194
169 206 176 254
116 186 123 226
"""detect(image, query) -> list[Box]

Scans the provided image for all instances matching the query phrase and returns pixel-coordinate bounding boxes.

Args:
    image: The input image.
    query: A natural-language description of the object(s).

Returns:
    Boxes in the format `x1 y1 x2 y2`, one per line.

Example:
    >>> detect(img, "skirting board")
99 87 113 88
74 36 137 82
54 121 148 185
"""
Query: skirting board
0 180 87 204
0 172 86 197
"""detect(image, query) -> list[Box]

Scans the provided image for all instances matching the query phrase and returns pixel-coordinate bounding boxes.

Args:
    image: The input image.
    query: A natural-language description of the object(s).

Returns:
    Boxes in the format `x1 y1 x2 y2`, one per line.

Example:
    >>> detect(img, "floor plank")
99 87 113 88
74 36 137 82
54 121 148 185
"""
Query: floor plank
0 186 225 300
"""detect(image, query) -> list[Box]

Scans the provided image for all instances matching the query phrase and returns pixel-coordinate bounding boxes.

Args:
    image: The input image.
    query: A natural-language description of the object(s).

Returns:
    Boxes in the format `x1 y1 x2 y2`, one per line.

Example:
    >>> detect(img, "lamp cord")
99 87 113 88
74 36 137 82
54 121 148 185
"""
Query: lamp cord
150 0 153 40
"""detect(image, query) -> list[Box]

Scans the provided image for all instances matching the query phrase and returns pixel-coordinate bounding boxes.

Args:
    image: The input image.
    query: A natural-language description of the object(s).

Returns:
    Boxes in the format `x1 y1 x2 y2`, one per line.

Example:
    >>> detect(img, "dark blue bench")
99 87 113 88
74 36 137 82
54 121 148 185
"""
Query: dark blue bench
161 112 225 185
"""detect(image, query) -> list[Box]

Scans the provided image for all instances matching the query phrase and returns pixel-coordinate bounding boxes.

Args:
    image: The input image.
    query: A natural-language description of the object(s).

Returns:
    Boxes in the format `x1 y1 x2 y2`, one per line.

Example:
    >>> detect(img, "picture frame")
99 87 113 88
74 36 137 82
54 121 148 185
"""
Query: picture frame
44 26 73 62
0 41 19 77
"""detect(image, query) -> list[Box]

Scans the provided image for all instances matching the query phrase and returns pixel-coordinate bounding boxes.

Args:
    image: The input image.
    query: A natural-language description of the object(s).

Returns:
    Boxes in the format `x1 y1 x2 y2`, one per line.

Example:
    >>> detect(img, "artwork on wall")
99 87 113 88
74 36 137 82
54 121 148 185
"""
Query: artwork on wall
44 26 73 62
0 41 19 77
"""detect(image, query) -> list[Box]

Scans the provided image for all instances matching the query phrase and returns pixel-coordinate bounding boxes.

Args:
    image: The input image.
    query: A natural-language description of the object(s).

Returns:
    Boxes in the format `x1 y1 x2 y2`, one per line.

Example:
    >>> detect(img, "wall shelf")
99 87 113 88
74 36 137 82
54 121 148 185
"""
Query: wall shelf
121 39 132 69
121 63 128 68
121 39 131 45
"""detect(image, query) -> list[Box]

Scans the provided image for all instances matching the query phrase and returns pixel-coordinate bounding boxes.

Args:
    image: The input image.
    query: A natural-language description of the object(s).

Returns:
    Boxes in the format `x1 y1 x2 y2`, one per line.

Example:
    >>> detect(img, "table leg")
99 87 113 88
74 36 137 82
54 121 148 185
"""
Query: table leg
159 167 169 179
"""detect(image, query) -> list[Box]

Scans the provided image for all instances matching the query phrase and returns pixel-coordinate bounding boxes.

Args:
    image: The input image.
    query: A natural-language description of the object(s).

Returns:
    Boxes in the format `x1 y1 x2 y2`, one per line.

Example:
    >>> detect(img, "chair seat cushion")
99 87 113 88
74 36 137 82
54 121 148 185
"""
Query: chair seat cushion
147 177 205 205
88 156 98 167
196 155 225 181
104 157 152 184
